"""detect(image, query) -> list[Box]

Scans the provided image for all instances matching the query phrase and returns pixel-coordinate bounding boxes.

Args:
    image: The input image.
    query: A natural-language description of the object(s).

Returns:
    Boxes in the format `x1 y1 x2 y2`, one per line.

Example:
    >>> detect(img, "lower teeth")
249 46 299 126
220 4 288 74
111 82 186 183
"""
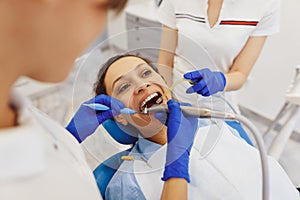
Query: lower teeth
156 97 162 104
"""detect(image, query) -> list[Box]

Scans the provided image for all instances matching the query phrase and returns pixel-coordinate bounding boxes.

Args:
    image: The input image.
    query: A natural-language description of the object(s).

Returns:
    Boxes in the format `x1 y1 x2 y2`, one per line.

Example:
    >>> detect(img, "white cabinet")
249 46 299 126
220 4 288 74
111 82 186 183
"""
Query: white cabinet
125 2 162 62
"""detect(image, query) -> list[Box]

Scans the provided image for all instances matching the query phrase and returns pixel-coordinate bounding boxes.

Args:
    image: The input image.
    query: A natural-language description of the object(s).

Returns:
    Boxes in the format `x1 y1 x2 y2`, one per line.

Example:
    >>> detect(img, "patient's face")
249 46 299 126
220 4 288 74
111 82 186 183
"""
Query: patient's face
104 56 171 136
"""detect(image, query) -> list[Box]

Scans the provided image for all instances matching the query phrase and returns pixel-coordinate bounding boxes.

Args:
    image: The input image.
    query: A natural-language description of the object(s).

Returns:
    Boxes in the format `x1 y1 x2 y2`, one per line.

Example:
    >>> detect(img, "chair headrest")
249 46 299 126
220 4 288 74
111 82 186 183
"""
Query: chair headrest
102 119 139 145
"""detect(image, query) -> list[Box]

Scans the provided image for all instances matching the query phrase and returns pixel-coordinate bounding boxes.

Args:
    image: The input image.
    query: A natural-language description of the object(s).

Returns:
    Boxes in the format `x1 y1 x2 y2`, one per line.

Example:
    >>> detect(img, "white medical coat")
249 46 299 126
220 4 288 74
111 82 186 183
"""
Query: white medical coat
0 91 102 200
158 0 281 112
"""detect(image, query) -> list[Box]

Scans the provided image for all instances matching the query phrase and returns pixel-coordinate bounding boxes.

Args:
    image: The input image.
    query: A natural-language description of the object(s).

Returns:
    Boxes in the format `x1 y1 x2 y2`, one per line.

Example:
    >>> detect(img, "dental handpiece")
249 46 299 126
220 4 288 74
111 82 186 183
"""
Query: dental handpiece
143 104 237 120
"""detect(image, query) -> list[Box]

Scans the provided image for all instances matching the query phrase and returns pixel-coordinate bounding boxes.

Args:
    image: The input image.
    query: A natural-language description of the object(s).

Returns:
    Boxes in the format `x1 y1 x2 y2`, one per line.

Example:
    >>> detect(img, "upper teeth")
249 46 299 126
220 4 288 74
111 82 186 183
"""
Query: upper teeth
141 93 158 109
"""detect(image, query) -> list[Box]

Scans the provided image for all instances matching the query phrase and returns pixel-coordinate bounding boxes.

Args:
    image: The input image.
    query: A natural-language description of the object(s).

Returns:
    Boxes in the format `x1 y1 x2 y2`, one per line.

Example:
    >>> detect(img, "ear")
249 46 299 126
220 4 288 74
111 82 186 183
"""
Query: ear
114 114 128 126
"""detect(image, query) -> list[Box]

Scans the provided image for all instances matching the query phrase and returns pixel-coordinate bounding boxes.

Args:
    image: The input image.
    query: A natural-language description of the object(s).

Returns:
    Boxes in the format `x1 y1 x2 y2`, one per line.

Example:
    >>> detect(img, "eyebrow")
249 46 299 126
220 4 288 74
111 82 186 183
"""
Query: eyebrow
111 63 147 90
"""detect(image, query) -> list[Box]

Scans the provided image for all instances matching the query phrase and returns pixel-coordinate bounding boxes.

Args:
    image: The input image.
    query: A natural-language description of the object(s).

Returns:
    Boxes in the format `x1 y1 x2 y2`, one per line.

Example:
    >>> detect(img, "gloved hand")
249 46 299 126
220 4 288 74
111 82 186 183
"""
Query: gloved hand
184 68 226 96
66 94 125 143
155 100 198 182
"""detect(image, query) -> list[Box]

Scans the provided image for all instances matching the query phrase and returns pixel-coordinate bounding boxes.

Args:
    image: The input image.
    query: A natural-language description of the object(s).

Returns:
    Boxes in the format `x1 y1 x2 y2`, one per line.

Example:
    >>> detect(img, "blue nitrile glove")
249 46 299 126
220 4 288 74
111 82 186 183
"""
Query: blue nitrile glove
184 68 226 96
155 100 198 182
66 94 125 143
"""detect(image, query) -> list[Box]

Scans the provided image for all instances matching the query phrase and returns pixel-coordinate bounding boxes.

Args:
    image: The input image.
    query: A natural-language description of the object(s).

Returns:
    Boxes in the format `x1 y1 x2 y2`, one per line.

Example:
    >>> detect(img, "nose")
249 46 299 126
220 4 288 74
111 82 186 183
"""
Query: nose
135 83 150 94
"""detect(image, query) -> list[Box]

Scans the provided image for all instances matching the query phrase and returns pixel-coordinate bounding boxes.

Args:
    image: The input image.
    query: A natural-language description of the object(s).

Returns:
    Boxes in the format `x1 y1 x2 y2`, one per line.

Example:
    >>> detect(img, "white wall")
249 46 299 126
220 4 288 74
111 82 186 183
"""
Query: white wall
238 0 300 124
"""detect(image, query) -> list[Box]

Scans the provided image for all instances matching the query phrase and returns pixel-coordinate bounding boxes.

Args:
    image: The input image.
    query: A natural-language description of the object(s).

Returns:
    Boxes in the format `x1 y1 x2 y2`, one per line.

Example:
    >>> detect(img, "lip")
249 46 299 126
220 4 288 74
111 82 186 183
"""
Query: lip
137 85 168 113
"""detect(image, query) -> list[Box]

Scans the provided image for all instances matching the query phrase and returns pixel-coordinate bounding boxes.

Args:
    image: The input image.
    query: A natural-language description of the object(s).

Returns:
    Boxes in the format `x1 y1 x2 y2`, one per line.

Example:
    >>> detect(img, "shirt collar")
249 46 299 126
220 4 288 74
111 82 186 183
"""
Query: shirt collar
136 137 163 161
0 90 46 182
133 137 167 174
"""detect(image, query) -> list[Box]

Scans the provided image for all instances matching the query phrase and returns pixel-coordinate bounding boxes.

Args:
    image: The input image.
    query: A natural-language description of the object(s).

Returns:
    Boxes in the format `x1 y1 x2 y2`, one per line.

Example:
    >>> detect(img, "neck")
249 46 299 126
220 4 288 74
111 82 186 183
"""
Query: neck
0 10 26 129
0 104 17 128
145 125 167 145
0 70 19 128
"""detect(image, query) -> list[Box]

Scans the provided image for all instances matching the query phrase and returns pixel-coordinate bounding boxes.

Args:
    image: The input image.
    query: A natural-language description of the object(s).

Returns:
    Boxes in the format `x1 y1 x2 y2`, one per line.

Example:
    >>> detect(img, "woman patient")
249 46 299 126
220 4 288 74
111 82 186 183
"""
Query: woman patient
68 54 299 199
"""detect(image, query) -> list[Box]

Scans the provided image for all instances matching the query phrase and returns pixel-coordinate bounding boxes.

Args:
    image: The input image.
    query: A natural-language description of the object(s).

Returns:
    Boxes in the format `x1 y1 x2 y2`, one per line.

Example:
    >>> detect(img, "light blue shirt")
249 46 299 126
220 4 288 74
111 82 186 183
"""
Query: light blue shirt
105 137 162 200
104 119 250 200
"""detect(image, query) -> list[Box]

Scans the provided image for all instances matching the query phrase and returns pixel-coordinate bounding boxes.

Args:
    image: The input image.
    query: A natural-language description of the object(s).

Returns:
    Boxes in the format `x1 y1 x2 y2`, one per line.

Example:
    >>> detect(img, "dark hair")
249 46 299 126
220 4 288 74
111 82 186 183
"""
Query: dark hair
94 53 159 96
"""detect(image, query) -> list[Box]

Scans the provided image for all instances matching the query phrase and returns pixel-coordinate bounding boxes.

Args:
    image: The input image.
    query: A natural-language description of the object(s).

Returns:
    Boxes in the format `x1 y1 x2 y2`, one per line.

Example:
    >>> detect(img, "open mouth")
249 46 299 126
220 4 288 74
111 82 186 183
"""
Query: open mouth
139 92 163 114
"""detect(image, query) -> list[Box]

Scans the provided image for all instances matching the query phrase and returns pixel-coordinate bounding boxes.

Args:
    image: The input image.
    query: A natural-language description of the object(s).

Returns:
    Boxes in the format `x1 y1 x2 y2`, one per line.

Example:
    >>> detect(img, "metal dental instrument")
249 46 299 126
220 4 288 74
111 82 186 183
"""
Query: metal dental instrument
142 104 236 120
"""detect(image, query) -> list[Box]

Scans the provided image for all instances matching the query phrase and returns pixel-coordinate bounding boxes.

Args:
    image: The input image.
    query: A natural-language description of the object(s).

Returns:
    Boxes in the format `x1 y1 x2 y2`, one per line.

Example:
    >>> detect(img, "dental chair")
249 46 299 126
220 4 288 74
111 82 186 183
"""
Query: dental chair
225 121 253 146
264 65 300 160
93 119 138 199
93 147 133 198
